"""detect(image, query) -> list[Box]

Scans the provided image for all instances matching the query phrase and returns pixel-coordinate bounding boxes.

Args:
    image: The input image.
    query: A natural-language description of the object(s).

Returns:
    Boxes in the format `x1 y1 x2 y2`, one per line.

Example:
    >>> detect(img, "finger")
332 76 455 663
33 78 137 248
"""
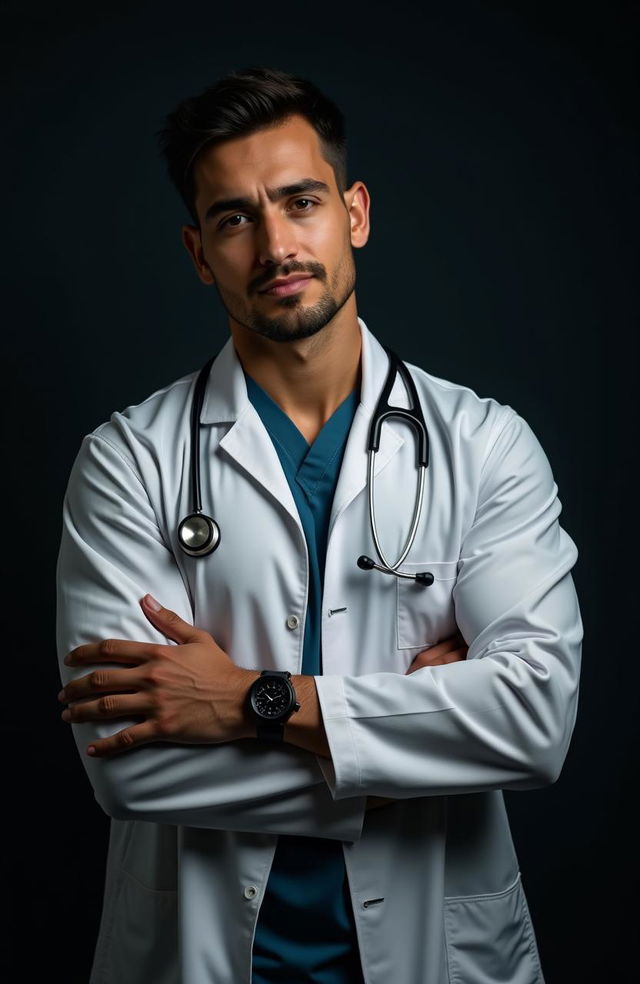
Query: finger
140 594 202 644
64 639 159 666
443 648 468 663
405 660 427 674
83 719 159 758
406 643 467 673
62 692 153 724
428 645 468 665
59 666 142 703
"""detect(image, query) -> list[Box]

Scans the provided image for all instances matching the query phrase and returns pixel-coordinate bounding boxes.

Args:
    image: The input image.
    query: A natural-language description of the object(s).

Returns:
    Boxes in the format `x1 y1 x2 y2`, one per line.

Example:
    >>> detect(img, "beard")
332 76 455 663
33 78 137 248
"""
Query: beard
213 252 357 344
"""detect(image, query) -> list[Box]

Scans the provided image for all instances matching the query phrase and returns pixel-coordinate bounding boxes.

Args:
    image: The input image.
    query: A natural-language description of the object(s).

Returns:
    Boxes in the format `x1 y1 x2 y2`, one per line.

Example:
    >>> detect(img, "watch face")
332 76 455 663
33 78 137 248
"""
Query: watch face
252 678 291 719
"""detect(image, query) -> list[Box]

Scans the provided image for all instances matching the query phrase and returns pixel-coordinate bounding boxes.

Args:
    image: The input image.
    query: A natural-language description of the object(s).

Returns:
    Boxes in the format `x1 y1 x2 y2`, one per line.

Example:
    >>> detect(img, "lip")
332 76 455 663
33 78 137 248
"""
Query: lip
260 275 314 297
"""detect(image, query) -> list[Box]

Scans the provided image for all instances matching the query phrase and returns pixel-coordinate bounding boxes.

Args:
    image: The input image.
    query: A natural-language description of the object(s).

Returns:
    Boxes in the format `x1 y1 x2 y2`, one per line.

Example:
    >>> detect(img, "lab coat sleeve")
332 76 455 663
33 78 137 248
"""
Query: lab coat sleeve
56 432 367 842
314 408 584 799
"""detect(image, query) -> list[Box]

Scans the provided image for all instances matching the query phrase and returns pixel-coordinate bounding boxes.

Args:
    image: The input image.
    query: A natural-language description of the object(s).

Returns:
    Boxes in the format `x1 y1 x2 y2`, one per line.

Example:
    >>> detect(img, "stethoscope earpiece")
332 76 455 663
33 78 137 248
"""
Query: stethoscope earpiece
358 555 434 586
356 555 376 570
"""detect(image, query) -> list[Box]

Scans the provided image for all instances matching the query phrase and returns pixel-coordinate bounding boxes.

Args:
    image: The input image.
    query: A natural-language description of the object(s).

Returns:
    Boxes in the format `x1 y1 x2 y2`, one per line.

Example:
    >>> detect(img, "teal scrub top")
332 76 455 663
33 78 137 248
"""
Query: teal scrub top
243 366 366 984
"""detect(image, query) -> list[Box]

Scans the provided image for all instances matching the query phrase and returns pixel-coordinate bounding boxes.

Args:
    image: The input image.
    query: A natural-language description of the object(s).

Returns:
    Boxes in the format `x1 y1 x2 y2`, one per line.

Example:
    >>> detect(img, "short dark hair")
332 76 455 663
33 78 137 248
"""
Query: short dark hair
155 65 348 227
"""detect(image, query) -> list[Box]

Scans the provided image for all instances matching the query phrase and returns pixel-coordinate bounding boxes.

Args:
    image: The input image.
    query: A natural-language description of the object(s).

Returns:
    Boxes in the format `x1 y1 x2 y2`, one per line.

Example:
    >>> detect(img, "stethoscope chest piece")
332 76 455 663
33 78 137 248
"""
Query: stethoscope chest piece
178 512 221 557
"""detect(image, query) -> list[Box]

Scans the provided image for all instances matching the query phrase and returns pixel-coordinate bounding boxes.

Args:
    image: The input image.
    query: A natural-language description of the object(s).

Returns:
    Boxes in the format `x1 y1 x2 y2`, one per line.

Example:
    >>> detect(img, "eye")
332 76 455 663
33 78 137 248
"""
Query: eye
292 198 316 211
218 198 318 231
219 213 248 230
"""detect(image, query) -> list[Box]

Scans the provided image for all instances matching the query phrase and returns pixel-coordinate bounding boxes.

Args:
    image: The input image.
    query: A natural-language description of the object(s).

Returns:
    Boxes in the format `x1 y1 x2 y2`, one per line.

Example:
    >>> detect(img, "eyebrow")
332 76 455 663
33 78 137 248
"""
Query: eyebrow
203 178 331 224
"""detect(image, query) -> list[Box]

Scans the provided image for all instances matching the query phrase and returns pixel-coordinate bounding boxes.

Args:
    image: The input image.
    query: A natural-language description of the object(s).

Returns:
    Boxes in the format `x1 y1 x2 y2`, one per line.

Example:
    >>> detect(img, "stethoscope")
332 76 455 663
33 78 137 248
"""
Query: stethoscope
177 344 434 588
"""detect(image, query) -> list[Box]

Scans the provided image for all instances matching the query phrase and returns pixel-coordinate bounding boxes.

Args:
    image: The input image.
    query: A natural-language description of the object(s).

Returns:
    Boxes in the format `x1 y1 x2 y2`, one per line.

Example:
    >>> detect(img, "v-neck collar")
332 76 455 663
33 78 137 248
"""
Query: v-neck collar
242 369 360 486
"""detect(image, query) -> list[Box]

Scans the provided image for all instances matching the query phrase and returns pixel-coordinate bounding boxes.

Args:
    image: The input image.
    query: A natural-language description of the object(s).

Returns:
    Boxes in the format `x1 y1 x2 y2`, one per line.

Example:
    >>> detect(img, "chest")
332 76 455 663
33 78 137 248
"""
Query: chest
162 413 474 677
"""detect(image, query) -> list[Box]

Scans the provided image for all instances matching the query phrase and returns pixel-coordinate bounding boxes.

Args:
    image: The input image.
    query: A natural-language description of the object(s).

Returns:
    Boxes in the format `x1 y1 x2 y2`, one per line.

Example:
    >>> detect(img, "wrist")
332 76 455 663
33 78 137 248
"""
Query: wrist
283 675 330 758
233 668 262 740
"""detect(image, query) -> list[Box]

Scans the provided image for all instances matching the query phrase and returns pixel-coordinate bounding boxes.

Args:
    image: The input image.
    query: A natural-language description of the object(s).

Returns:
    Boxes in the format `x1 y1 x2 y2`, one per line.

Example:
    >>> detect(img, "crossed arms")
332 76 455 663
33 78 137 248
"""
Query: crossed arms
56 410 583 839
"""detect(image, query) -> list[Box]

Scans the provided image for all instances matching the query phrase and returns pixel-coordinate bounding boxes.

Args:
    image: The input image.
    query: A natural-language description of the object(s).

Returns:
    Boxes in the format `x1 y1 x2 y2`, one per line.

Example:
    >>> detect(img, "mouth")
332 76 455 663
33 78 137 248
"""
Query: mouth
259 276 314 297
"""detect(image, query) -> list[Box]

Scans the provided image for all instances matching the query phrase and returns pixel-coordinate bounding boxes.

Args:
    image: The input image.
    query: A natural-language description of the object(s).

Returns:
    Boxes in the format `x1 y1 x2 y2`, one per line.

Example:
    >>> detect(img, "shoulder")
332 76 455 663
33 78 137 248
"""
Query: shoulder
402 358 517 465
402 361 561 509
80 368 200 481
400 360 571 548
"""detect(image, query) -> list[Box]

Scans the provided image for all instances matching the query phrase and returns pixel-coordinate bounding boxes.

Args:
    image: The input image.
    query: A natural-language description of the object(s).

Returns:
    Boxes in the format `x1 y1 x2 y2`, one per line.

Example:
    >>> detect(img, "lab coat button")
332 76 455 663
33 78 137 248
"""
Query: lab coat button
243 885 258 900
286 614 300 630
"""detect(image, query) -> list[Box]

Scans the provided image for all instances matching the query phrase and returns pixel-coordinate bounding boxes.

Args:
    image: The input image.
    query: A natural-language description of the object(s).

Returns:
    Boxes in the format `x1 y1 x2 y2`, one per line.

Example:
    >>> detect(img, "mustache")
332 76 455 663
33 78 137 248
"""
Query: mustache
255 265 325 292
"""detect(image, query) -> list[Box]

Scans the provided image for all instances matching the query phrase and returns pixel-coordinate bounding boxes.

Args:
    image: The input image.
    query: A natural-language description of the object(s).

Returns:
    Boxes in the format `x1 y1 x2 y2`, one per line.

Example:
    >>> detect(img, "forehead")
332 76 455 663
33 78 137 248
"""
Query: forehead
193 114 334 210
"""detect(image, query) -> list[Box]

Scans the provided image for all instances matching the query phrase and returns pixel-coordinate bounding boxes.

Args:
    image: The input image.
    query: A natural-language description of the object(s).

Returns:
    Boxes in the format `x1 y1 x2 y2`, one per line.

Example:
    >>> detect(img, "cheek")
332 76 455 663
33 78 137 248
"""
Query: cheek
311 227 353 283
332 237 356 286
306 210 347 255
209 250 252 292
217 247 249 275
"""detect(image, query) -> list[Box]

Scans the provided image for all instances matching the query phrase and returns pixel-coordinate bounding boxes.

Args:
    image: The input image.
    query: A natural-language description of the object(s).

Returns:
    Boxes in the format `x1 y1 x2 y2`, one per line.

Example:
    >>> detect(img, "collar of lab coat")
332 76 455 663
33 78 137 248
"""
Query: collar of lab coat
198 315 410 538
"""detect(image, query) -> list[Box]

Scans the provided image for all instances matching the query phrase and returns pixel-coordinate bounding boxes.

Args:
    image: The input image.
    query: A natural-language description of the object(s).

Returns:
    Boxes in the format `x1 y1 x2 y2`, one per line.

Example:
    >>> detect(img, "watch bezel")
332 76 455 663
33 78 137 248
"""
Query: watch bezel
248 672 296 722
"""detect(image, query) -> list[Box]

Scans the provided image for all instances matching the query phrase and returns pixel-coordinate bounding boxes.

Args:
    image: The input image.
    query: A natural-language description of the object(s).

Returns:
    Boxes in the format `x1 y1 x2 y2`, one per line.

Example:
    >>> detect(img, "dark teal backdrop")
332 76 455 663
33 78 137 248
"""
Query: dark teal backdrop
3 1 636 979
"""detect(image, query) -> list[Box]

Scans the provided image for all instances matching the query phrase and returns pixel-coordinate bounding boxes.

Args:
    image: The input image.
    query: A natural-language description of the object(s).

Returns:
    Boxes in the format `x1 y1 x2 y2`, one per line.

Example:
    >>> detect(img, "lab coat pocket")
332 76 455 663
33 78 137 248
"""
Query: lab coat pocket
444 872 545 984
396 560 459 650
96 823 179 984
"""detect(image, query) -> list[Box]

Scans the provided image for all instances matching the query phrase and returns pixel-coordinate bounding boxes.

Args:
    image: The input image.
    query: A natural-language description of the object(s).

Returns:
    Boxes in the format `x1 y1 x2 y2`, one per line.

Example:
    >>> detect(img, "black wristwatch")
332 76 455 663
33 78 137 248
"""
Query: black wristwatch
246 670 301 742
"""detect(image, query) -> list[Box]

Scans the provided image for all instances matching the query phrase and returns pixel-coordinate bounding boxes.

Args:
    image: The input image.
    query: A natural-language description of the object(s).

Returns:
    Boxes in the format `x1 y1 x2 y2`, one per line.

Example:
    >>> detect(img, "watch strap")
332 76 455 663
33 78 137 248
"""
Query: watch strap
256 718 286 742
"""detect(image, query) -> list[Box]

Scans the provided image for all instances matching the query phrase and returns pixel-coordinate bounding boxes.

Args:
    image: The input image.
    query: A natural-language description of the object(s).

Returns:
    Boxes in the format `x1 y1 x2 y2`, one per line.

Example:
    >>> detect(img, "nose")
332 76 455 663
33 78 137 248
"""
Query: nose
256 209 299 269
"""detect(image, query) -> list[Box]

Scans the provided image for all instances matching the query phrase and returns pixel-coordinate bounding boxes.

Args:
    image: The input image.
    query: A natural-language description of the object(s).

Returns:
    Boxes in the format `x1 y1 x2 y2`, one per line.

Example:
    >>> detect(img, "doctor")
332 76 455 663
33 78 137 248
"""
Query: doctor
56 66 583 984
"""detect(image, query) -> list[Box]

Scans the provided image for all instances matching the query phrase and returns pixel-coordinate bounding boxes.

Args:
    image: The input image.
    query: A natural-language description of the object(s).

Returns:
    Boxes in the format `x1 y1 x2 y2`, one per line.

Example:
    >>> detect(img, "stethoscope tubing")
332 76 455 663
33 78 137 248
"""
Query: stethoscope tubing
177 343 434 587
367 449 427 576
357 344 432 585
189 352 216 516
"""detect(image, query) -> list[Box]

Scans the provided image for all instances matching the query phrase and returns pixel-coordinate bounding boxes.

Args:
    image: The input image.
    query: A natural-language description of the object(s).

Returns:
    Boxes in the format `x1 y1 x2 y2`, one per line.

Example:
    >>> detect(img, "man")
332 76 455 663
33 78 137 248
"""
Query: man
56 66 583 983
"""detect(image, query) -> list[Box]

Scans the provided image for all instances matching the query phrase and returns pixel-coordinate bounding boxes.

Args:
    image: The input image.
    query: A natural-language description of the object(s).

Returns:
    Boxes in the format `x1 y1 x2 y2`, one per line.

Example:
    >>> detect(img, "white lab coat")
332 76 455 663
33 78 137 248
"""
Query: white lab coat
56 316 583 984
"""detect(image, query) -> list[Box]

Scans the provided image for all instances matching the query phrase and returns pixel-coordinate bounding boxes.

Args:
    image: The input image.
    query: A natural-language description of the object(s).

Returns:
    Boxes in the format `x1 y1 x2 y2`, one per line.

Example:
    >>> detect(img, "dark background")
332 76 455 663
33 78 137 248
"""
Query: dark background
3 0 637 979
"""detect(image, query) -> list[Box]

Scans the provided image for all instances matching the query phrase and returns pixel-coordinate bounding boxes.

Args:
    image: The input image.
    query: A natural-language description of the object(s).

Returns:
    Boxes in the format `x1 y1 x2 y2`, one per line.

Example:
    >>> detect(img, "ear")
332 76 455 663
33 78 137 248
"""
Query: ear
345 181 370 249
181 224 215 285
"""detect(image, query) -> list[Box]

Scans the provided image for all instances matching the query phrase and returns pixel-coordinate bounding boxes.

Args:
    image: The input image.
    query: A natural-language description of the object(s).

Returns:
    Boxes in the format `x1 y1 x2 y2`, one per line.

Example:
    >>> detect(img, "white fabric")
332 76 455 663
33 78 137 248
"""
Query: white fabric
56 316 582 983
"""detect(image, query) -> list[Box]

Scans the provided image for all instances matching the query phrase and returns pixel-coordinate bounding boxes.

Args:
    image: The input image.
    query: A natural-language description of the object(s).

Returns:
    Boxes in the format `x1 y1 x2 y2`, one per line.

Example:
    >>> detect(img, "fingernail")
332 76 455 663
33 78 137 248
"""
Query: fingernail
143 594 162 612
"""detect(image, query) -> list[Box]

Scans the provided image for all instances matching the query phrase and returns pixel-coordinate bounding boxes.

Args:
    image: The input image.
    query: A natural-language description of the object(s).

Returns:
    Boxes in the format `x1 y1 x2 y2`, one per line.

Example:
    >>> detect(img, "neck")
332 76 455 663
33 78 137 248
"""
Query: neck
230 308 363 431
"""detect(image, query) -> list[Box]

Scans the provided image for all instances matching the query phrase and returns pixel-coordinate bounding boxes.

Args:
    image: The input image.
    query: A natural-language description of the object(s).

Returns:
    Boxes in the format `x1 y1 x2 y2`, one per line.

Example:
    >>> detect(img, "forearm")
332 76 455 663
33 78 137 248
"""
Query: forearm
58 433 365 836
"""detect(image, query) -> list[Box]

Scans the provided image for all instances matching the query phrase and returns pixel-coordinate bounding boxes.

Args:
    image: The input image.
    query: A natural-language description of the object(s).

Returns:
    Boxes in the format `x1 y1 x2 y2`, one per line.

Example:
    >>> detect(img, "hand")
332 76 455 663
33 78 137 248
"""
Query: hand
405 629 468 674
58 594 258 757
365 629 469 811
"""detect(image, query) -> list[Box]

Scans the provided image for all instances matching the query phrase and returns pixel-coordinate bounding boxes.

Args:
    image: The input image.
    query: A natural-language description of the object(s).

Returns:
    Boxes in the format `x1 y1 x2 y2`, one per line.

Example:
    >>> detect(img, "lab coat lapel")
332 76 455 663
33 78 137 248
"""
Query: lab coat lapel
199 332 309 534
199 316 407 542
221 409 305 531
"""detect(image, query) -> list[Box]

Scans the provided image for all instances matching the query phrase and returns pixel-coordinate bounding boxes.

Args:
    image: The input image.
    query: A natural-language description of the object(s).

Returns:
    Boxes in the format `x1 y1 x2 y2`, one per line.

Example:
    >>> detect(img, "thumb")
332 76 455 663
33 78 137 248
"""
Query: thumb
140 594 201 644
